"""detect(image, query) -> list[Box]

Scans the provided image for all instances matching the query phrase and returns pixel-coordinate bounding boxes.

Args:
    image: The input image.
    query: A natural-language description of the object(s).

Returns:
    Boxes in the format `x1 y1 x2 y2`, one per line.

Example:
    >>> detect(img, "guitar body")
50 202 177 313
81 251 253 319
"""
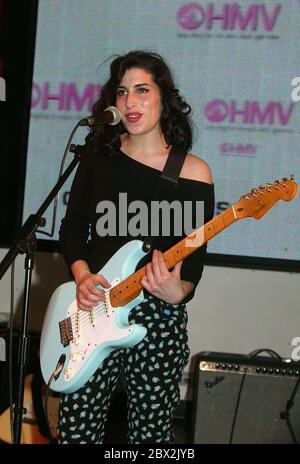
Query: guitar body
40 240 147 394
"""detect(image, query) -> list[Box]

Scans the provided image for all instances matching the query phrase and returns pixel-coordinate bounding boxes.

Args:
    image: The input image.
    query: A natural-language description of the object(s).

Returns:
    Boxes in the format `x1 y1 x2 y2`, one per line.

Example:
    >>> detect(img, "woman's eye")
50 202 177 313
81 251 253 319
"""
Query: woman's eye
116 89 126 97
138 87 148 93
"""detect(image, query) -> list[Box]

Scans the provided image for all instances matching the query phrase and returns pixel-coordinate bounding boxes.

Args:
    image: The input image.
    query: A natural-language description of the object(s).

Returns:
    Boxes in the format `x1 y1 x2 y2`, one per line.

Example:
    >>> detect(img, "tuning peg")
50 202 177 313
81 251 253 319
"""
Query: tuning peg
291 175 295 180
251 188 257 192
275 180 279 184
282 177 288 181
259 185 265 189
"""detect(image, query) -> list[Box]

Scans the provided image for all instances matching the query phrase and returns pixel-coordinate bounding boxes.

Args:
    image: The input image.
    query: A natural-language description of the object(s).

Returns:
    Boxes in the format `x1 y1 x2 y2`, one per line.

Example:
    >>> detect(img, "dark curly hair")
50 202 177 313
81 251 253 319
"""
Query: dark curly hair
88 50 192 154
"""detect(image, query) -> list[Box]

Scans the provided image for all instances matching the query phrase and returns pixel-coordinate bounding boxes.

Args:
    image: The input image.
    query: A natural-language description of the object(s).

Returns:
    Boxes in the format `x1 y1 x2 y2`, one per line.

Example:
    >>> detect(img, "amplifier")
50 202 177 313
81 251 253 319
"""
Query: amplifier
191 351 300 444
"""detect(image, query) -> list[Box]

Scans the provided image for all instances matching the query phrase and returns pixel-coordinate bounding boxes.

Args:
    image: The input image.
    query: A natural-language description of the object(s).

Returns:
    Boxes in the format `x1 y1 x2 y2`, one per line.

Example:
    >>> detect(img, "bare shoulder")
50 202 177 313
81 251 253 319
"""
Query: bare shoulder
181 153 213 184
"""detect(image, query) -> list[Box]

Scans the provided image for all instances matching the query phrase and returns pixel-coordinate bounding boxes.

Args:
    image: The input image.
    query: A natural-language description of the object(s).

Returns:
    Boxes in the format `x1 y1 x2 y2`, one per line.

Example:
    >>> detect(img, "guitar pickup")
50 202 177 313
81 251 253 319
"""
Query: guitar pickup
59 317 74 347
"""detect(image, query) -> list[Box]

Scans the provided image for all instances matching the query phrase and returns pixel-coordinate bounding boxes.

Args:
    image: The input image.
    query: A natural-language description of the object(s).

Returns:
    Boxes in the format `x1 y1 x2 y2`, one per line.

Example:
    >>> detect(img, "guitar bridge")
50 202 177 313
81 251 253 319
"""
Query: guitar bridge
59 317 73 347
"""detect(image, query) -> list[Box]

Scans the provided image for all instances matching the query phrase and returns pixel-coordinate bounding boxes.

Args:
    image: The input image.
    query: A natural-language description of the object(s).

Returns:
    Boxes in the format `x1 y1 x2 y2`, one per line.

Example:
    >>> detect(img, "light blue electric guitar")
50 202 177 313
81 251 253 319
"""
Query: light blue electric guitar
40 177 297 393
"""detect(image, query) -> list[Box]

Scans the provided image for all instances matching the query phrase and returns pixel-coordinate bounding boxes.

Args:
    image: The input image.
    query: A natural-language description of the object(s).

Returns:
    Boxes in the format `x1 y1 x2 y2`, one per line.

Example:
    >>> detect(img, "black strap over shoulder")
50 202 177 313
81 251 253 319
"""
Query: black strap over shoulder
142 145 187 252
160 145 187 186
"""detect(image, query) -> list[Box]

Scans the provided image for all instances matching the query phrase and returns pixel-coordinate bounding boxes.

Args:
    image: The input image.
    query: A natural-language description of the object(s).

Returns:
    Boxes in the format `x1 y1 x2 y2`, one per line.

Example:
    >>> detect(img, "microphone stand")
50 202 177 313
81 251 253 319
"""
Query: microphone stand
0 143 85 444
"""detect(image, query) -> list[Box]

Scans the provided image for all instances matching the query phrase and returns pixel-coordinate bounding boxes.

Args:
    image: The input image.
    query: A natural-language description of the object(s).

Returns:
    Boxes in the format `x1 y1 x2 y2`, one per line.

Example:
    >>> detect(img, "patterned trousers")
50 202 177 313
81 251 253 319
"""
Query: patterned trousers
57 295 190 444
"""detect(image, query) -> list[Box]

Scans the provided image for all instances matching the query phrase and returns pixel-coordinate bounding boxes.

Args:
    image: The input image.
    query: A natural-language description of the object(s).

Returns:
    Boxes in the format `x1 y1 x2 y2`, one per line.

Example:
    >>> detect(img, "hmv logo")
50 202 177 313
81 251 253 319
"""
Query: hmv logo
31 82 101 112
204 100 294 126
177 3 282 31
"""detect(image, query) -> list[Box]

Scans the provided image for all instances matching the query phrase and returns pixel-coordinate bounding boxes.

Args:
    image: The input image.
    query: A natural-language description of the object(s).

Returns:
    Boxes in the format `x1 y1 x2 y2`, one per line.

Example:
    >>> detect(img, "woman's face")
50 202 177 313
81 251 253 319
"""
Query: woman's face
116 67 163 138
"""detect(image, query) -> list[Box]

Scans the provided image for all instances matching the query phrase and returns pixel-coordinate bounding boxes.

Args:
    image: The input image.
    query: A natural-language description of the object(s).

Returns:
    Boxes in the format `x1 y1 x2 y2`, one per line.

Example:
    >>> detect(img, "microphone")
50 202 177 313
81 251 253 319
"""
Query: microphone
79 106 122 127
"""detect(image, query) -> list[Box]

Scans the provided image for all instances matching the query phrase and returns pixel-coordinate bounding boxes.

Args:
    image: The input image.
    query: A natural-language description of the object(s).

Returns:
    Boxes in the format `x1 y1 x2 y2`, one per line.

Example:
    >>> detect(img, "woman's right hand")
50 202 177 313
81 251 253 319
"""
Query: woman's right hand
71 260 110 311
76 273 111 311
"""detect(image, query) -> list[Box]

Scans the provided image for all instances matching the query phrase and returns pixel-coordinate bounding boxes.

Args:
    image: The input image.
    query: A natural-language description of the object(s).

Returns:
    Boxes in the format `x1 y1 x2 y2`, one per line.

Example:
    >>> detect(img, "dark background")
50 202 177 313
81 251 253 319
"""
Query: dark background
0 0 38 247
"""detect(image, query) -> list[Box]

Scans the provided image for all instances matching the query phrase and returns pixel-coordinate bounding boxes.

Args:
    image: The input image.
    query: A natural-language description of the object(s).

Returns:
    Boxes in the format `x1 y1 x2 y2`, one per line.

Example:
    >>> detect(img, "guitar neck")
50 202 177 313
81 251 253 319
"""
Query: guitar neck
109 205 238 307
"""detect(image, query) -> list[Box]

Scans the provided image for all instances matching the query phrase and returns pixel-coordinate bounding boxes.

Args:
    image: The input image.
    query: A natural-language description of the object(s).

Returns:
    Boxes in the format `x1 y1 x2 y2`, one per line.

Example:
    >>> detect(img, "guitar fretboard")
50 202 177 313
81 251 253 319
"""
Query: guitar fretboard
109 206 237 307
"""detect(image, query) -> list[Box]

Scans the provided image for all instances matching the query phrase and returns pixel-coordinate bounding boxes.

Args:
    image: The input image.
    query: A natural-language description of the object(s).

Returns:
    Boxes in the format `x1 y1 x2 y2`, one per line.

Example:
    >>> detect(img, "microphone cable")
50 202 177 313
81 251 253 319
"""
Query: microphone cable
37 121 85 238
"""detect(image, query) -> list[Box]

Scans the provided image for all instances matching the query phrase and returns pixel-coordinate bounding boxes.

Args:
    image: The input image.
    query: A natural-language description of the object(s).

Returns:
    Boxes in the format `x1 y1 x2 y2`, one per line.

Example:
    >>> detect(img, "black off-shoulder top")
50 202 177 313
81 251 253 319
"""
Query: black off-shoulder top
59 148 215 303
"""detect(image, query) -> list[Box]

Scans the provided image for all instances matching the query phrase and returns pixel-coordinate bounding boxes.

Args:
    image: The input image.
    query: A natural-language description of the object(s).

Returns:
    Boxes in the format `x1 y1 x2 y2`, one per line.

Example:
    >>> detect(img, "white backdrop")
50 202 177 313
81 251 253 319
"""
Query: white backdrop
23 0 300 261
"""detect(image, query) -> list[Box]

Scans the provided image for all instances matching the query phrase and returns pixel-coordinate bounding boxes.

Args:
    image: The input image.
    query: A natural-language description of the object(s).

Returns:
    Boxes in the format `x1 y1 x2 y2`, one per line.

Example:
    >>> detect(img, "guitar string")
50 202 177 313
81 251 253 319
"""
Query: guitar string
68 287 137 333
68 292 110 328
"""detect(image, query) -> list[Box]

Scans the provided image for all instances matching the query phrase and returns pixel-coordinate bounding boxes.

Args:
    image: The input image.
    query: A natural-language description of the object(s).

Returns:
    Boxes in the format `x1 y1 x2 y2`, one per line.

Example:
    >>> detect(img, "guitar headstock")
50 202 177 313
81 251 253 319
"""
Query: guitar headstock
234 176 298 220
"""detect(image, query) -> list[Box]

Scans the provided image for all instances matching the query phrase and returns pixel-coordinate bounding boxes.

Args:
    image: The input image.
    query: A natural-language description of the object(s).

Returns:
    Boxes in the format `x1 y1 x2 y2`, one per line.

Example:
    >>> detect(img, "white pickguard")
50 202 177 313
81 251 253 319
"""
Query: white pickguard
63 278 133 382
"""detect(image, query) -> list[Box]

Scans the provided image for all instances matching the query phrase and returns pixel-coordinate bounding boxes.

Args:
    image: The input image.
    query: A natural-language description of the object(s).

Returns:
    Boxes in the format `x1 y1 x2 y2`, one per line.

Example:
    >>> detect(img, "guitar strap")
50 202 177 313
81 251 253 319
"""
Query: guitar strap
142 145 187 252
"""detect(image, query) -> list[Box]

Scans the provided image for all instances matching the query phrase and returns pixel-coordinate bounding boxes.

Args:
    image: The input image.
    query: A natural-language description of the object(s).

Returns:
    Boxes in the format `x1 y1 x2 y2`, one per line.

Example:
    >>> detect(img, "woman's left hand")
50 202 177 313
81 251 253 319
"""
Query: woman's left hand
140 249 192 304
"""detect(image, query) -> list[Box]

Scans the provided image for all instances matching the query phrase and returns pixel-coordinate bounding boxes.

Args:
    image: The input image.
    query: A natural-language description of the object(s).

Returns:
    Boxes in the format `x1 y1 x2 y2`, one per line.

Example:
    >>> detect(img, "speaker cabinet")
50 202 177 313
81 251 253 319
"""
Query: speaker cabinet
191 351 300 444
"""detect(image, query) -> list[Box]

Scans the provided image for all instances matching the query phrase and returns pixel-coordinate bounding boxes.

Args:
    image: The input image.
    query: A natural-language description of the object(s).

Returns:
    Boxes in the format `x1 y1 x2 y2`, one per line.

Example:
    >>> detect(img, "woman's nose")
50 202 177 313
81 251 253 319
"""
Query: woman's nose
125 91 137 109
